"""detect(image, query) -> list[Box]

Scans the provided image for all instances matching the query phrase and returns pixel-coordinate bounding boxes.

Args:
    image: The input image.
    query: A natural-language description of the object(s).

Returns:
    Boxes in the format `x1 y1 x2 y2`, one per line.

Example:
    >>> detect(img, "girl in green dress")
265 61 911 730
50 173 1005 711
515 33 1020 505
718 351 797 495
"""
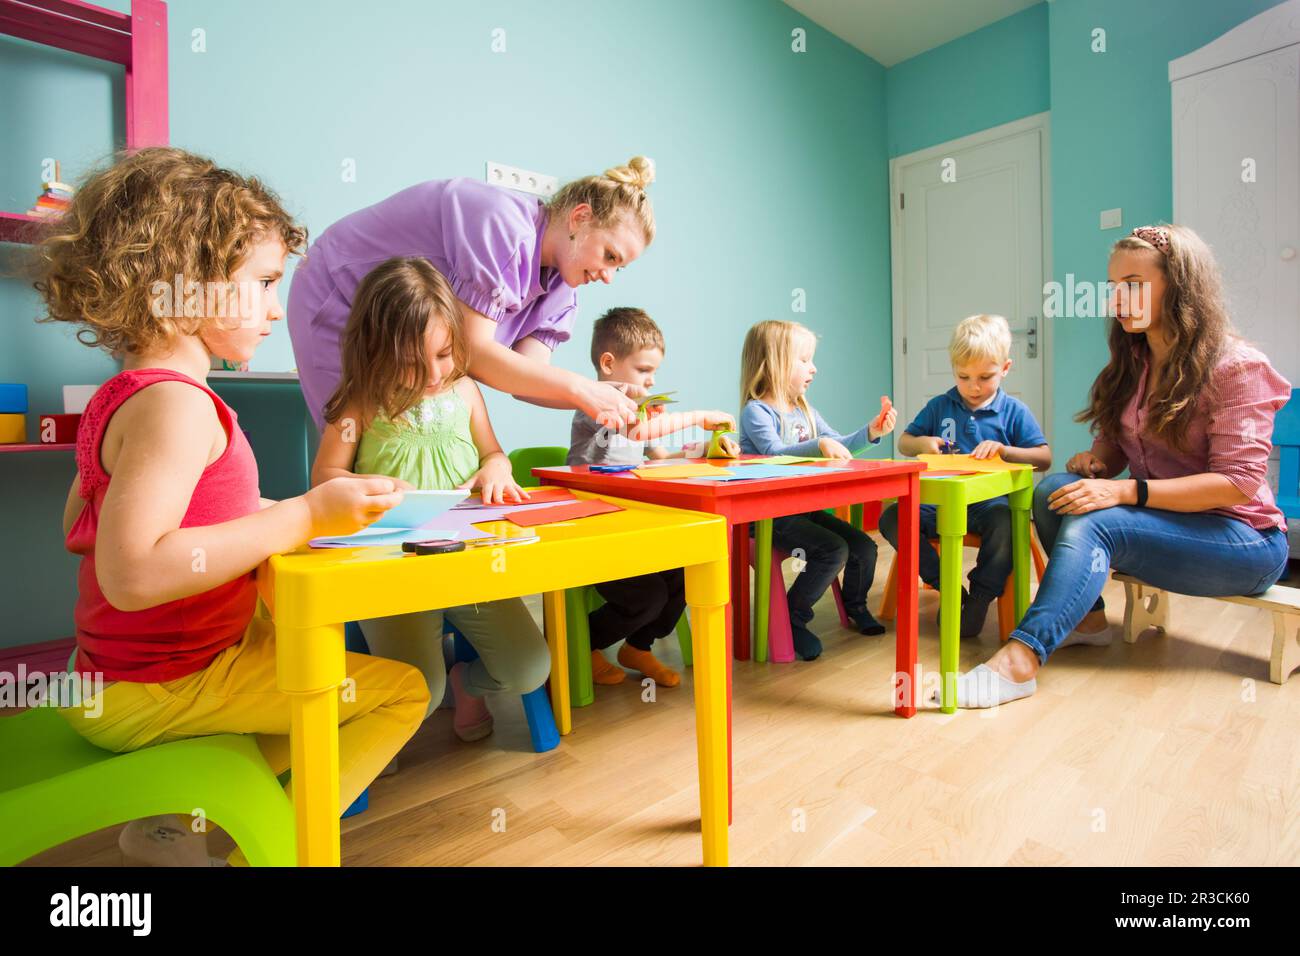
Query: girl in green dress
313 257 550 742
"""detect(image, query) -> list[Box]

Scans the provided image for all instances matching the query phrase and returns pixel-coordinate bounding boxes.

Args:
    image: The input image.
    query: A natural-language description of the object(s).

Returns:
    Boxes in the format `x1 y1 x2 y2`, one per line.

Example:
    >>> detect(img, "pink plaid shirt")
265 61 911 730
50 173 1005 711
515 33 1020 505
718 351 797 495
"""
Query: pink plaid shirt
1095 340 1290 532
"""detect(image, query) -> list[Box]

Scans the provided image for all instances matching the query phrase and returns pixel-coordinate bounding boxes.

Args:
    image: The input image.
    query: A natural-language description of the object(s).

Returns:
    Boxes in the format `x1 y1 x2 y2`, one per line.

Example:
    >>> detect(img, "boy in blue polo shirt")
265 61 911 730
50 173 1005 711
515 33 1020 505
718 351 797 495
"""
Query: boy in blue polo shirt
879 314 1052 639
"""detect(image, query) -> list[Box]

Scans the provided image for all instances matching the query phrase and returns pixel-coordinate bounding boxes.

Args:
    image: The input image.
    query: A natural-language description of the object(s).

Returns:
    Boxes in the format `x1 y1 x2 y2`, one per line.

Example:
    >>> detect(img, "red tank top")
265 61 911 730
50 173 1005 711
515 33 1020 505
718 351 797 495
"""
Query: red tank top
68 369 262 682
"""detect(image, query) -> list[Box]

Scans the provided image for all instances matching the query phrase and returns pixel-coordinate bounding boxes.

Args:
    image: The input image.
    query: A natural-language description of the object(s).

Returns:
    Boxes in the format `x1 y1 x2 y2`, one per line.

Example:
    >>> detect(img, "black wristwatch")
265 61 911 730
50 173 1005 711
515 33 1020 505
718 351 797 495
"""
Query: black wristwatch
1134 478 1149 508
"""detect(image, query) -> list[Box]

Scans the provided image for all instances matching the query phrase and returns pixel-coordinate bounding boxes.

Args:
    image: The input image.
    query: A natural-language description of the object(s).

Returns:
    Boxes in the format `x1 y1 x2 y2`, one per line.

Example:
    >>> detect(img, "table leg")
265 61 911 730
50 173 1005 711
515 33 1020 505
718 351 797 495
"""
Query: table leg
543 591 571 736
278 622 346 866
685 559 731 867
730 523 751 661
1010 484 1032 623
936 497 968 715
753 518 773 663
894 474 920 717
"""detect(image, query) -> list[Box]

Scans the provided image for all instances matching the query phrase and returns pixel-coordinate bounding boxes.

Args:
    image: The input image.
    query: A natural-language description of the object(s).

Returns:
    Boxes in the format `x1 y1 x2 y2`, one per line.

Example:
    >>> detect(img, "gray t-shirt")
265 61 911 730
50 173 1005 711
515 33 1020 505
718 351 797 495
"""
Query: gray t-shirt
567 410 646 466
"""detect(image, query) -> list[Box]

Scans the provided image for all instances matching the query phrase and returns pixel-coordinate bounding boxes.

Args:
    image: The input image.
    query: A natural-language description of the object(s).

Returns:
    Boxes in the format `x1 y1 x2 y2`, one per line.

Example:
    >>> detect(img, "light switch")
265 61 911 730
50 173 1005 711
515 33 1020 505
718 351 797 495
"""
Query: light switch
1100 208 1123 230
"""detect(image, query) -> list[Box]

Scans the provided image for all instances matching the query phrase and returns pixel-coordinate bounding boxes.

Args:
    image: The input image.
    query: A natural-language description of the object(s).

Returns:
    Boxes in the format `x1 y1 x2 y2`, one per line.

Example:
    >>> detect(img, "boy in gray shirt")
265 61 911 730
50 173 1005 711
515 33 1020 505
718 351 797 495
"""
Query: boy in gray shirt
567 307 736 688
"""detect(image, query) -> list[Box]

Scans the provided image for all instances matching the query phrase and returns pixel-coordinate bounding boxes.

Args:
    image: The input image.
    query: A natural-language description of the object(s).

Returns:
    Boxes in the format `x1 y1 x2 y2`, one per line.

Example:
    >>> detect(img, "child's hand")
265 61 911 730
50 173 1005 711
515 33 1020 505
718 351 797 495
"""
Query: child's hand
868 396 896 440
304 476 405 537
716 434 740 457
458 456 530 506
699 411 736 432
356 473 414 491
913 435 947 455
970 440 1004 460
818 437 852 460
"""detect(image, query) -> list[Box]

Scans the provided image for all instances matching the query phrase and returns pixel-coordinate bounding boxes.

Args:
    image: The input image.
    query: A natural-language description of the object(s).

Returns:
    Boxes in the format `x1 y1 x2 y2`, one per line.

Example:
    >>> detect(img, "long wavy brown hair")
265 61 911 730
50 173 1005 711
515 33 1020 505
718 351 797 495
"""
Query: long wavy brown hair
32 146 306 355
1076 224 1236 452
322 257 468 429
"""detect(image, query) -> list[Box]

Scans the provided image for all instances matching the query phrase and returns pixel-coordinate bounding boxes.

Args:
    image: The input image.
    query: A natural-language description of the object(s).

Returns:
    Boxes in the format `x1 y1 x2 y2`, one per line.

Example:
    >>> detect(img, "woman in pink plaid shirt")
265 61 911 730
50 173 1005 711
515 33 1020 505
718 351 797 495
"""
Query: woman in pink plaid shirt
951 224 1292 708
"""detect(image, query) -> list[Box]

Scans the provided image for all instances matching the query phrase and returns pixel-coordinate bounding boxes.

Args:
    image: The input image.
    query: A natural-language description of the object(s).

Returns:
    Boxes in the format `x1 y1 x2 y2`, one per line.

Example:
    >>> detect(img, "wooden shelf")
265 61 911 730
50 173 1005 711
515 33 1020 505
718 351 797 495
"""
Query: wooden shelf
0 210 48 244
0 0 169 246
0 442 74 453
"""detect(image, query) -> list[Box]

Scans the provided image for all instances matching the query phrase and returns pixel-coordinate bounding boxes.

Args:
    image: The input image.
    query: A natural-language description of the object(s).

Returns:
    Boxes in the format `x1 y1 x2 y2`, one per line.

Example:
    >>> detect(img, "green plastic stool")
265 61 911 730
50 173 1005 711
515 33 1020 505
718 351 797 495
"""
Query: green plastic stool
508 446 569 488
0 706 297 867
565 586 694 707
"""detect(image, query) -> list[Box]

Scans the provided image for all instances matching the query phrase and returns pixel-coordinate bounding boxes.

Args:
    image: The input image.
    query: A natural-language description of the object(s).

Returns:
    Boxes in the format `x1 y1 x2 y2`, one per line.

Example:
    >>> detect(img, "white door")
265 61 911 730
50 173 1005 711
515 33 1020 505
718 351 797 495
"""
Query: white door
891 116 1049 440
1173 44 1300 386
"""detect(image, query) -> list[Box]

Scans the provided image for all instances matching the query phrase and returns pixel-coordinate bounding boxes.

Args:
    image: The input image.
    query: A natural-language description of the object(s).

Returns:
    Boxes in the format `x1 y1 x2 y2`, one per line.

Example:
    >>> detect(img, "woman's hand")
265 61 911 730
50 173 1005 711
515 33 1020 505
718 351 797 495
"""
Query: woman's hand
579 379 639 429
1047 478 1131 515
970 440 1004 460
867 396 896 441
458 454 529 506
304 476 406 537
818 437 852 460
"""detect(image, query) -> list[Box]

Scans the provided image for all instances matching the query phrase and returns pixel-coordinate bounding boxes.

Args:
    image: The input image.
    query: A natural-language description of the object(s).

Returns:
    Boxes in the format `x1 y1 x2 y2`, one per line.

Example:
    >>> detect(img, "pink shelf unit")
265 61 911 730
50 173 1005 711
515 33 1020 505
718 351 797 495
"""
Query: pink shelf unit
0 0 168 244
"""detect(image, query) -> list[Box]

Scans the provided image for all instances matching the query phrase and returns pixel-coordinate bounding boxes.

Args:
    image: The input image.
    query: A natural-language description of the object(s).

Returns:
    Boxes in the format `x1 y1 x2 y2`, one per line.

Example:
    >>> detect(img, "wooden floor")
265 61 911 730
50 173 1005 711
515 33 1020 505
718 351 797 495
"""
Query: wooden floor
18 542 1300 866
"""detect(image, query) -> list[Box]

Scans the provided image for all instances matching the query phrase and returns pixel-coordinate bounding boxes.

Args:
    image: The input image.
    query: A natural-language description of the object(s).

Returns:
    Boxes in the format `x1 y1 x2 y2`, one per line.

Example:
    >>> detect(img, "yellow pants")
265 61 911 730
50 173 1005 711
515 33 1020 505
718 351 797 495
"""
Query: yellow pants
58 604 430 818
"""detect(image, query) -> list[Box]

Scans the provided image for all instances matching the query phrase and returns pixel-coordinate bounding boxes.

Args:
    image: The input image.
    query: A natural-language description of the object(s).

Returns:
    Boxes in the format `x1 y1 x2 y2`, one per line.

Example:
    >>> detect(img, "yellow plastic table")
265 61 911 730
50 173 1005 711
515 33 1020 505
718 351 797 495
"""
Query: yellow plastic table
256 490 731 866
921 465 1035 713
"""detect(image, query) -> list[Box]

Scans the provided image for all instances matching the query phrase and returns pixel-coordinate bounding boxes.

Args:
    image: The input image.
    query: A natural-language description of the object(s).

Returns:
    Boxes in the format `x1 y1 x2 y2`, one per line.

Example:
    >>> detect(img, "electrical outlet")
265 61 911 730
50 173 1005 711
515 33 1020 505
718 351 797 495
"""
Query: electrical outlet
1100 207 1122 230
485 162 558 198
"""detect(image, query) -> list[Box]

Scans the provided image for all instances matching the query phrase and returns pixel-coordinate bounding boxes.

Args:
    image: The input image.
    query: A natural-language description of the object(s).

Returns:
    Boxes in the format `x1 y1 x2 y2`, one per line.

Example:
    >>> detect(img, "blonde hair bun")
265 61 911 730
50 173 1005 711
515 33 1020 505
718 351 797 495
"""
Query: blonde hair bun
605 156 655 191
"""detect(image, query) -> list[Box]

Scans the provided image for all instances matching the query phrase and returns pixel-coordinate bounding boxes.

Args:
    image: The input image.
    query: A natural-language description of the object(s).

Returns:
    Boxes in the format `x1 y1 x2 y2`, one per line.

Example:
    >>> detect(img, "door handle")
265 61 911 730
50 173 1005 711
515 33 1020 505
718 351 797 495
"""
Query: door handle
1025 316 1038 359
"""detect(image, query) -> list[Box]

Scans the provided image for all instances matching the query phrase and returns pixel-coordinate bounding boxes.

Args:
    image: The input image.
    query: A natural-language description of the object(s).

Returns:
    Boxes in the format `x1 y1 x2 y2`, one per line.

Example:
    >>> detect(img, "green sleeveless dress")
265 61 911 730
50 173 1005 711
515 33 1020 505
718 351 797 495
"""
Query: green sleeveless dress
354 390 480 491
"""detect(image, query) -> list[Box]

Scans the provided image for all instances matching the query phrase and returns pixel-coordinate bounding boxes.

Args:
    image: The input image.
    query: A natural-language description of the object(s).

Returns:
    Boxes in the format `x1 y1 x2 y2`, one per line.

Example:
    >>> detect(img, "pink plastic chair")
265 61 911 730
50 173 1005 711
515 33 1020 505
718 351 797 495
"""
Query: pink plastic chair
747 546 851 663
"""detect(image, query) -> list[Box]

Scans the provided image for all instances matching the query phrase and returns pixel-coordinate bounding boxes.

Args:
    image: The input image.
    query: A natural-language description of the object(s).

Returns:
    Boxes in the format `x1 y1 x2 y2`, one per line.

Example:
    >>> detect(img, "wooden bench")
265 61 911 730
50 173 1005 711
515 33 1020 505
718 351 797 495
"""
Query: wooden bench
1113 572 1300 684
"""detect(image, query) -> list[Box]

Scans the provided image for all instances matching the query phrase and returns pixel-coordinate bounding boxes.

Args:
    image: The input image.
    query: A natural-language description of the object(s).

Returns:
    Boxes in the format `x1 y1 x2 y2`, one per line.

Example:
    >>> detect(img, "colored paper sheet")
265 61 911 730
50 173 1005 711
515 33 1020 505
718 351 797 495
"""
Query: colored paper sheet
632 464 732 479
457 486 575 509
734 455 822 465
917 454 1026 473
503 498 623 527
693 464 850 481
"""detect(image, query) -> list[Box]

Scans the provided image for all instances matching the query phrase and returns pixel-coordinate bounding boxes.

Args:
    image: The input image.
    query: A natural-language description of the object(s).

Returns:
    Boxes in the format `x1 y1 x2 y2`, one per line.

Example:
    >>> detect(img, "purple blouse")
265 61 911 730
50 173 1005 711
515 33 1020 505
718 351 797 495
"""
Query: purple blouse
287 178 577 426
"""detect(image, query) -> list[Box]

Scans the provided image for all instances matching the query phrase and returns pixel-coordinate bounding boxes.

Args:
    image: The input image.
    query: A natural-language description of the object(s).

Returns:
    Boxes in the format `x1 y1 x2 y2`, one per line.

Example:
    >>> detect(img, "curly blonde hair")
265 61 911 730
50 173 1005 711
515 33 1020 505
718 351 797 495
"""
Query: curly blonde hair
1077 223 1237 452
547 156 656 244
33 147 307 356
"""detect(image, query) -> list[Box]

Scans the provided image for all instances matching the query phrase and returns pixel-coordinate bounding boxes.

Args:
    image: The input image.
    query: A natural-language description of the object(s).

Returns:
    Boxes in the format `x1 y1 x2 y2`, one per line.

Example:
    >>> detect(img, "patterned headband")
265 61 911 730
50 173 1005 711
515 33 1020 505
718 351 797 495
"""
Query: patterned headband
1131 225 1171 255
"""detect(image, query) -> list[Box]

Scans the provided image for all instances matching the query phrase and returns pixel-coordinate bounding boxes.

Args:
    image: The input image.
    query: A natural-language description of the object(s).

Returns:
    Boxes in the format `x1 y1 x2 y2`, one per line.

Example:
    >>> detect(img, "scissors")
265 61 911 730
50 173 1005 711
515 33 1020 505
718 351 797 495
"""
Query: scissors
940 439 956 455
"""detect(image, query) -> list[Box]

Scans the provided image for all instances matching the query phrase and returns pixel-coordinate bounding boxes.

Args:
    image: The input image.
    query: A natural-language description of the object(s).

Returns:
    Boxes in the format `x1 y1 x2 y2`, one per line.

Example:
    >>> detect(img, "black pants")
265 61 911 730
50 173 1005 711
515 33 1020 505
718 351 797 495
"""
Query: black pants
590 568 687 651
769 511 878 627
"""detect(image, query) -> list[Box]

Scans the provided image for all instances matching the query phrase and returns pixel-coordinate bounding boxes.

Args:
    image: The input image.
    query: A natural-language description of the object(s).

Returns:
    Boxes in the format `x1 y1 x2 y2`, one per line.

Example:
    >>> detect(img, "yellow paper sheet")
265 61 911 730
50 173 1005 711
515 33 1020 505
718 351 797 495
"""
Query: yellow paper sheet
917 453 1026 473
633 464 733 479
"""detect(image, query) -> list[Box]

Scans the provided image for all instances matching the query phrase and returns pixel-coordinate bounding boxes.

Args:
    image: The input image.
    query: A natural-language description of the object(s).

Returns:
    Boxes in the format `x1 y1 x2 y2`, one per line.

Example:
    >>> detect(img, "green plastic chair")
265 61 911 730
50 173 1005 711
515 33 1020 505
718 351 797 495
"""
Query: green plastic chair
0 706 297 867
508 446 693 709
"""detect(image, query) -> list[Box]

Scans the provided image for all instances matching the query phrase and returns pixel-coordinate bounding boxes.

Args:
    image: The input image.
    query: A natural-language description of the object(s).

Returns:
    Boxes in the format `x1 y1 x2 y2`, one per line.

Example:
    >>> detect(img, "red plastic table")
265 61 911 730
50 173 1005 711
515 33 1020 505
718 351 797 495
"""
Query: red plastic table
534 457 926 816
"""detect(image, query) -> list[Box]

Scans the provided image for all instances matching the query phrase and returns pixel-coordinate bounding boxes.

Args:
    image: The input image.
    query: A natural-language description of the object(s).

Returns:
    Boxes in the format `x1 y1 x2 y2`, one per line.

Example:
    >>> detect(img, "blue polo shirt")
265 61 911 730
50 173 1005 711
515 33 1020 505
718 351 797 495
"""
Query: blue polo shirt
904 387 1047 453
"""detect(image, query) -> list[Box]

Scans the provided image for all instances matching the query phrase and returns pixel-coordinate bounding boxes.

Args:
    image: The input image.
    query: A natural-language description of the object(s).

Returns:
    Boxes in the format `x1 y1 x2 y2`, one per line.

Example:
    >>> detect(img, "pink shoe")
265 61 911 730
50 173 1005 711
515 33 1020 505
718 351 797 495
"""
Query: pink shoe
449 661 494 742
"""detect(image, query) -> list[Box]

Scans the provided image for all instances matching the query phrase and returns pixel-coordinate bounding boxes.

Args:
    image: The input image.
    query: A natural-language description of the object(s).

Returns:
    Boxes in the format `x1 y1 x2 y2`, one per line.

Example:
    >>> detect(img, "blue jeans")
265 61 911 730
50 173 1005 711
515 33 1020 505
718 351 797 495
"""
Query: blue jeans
878 497 1014 601
1013 472 1290 663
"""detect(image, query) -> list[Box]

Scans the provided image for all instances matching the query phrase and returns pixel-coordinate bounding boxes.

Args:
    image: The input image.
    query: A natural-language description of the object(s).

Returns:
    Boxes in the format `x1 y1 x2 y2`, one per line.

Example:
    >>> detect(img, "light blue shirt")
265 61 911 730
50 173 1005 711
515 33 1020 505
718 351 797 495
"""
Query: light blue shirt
739 399 879 457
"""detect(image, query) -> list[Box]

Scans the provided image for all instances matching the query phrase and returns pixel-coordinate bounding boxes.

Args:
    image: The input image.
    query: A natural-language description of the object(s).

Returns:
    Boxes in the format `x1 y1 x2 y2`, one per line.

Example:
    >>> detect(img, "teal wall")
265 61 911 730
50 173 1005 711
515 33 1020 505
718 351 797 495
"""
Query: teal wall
1046 0 1286 454
0 0 890 646
885 2 1050 159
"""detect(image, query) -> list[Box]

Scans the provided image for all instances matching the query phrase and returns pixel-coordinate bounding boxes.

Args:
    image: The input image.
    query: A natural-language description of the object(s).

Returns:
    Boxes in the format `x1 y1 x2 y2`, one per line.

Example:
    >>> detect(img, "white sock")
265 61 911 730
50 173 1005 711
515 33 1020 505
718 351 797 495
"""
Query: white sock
1058 624 1115 649
936 663 1037 709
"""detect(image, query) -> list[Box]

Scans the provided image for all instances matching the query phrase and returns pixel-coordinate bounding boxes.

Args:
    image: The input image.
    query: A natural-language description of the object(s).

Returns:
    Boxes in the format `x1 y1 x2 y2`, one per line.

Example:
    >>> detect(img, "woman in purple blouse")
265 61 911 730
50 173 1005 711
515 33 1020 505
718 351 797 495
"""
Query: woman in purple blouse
950 225 1292 708
287 157 655 433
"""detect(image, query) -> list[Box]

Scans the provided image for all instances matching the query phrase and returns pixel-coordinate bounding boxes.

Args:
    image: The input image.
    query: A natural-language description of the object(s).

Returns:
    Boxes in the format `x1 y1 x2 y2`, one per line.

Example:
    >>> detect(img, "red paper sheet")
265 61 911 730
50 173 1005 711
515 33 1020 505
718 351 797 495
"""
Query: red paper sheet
461 486 576 509
503 498 623 527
